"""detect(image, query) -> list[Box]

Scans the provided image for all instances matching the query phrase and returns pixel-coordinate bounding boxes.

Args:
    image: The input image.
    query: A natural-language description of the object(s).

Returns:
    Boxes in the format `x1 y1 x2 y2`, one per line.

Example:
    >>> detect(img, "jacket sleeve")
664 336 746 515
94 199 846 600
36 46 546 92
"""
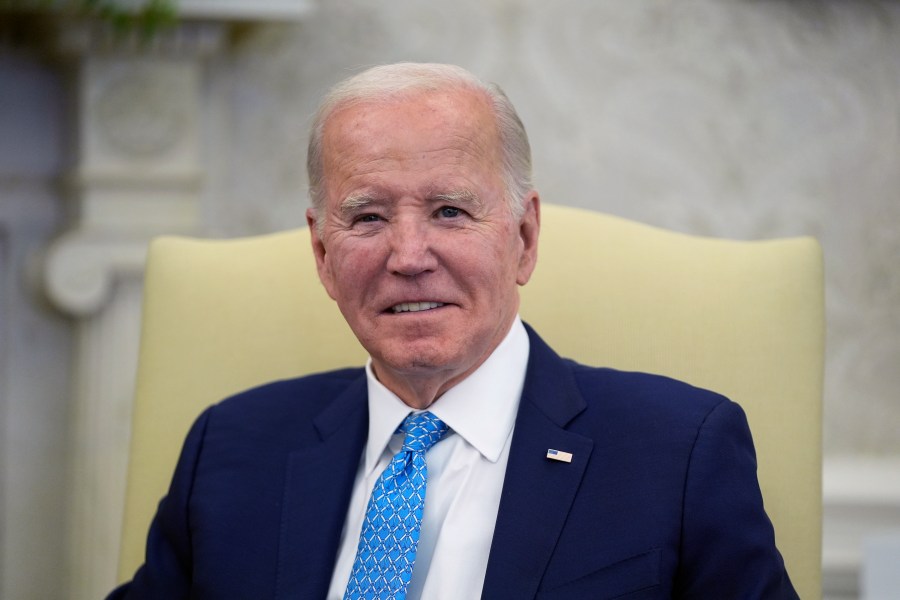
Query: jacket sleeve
675 399 799 599
106 407 214 600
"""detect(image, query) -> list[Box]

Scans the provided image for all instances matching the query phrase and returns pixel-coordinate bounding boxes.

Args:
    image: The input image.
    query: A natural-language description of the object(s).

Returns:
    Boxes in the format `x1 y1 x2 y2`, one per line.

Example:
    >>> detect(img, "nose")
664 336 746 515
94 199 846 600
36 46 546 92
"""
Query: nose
386 217 438 277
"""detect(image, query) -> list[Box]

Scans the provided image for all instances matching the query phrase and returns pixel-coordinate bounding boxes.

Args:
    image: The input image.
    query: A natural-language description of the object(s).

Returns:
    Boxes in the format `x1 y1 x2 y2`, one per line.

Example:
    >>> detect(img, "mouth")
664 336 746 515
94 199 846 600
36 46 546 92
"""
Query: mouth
390 301 446 314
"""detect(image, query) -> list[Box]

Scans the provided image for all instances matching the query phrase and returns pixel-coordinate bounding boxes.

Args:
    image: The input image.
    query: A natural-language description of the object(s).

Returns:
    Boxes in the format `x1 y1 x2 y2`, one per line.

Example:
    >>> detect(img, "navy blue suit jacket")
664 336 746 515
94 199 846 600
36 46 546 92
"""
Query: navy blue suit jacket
111 325 797 599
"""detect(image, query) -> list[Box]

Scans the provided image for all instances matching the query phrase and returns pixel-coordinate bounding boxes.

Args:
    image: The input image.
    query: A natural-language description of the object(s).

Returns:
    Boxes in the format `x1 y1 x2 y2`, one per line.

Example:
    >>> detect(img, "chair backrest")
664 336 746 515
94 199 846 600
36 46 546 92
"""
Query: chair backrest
118 203 824 598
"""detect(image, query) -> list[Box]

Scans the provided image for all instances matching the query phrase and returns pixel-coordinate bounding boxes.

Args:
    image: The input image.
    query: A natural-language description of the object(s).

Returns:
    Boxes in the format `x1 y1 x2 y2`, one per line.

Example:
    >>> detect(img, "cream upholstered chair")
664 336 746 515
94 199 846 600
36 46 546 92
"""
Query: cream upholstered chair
117 203 824 598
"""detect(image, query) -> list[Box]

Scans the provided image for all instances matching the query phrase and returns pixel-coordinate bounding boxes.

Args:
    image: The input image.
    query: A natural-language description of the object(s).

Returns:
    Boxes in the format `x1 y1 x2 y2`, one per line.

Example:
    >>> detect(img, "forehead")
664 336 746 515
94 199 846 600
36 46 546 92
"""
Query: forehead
320 88 502 189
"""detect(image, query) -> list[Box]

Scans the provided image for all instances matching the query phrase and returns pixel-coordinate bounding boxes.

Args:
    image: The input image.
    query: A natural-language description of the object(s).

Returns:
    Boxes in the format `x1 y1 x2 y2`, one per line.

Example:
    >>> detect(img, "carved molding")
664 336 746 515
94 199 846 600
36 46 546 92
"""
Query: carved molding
53 19 227 58
42 19 218 600
179 0 316 20
64 278 144 599
42 232 148 317
95 67 190 158
80 57 202 178
42 43 206 317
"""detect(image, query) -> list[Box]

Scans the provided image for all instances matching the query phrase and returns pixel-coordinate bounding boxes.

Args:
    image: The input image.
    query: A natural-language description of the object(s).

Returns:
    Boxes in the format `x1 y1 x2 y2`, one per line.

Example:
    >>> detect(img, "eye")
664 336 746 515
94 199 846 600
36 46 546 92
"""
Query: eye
356 214 382 224
438 206 462 219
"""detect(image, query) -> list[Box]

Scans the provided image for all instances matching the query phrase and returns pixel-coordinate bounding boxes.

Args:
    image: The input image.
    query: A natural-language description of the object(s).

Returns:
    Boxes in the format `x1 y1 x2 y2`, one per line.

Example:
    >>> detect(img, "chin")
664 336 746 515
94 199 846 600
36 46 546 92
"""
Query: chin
384 353 448 373
374 345 459 375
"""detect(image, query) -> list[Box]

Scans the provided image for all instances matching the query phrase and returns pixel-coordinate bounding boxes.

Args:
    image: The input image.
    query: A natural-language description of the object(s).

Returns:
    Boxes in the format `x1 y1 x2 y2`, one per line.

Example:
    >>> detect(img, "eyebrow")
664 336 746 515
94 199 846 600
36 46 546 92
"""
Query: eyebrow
337 188 484 221
338 192 383 220
430 189 483 211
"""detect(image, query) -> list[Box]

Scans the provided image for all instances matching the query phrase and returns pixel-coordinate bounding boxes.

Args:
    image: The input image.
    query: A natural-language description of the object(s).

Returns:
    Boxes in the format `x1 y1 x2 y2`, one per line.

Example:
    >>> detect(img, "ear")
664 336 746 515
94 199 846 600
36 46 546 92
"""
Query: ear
516 192 540 286
307 207 338 300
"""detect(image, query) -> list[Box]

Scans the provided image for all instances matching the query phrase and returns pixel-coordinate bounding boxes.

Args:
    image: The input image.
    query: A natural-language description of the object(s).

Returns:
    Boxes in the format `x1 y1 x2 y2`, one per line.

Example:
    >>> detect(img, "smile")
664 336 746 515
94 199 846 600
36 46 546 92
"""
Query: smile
390 302 445 314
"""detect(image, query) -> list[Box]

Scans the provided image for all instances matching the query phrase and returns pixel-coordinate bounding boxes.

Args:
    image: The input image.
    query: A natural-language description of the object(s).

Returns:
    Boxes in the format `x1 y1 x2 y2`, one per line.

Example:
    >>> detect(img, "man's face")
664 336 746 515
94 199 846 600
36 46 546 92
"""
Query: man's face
308 87 539 404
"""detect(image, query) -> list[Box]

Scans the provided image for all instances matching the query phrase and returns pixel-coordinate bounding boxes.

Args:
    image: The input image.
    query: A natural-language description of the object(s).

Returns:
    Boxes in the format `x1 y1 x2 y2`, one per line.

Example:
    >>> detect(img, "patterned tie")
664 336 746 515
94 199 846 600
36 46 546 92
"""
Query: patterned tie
344 411 449 600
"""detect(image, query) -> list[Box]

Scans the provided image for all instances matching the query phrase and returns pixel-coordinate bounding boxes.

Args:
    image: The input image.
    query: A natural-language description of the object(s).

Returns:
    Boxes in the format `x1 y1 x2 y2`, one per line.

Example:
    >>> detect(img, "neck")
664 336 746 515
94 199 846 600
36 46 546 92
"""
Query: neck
371 364 477 410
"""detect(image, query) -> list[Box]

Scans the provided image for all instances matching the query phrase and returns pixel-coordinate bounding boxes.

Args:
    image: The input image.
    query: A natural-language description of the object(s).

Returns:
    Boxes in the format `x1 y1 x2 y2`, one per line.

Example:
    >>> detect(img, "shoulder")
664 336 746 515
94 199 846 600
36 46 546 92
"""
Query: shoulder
559 362 760 514
566 360 741 436
571 362 726 407
196 367 366 445
217 367 364 411
523 322 736 426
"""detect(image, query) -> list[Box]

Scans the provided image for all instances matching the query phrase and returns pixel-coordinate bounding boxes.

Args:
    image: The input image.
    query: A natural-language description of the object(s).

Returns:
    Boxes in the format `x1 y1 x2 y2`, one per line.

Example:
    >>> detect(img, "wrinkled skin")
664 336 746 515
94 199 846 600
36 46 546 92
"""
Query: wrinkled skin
307 87 540 408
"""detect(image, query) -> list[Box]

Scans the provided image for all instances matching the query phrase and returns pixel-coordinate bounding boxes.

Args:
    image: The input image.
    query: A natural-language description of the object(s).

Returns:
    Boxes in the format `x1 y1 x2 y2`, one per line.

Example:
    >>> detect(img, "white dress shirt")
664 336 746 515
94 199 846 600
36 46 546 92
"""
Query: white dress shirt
326 317 530 600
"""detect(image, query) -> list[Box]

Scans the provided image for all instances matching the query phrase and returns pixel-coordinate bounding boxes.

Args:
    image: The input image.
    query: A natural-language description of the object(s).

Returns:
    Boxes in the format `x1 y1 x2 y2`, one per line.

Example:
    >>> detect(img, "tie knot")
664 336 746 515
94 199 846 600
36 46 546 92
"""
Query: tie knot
398 411 448 453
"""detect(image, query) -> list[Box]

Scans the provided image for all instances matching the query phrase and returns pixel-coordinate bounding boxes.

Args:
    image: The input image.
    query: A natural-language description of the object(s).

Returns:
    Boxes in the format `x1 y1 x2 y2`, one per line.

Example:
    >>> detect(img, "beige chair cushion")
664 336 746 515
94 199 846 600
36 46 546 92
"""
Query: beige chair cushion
119 203 823 598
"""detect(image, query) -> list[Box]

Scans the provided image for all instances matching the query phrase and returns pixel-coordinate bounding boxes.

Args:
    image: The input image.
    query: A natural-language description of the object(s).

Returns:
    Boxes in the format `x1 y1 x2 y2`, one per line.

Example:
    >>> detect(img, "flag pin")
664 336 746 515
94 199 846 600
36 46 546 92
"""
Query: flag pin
546 449 573 463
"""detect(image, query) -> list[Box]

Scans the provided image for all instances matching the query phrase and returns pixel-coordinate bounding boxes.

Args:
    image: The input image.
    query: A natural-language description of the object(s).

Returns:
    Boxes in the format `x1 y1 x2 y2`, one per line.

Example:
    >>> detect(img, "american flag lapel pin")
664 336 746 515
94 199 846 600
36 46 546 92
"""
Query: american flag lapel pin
546 448 573 463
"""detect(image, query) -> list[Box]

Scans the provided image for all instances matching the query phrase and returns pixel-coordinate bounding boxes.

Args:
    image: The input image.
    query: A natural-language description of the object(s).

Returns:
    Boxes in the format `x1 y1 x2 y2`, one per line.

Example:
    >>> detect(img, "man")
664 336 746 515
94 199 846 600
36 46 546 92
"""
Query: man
110 63 798 599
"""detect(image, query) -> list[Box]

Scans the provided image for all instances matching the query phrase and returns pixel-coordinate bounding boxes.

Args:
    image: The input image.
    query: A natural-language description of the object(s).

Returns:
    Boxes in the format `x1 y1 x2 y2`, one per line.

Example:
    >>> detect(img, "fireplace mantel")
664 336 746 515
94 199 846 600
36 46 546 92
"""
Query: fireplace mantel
36 6 315 598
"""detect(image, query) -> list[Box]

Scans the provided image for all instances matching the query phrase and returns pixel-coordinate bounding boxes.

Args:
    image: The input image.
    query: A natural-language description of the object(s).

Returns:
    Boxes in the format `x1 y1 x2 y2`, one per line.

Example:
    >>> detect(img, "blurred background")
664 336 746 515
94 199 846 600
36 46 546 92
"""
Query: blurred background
1 0 899 598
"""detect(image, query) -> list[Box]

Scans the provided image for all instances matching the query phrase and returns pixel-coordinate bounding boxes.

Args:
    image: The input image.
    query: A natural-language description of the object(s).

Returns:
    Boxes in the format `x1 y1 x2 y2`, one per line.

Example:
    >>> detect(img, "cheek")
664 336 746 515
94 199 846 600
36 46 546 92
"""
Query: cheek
327 244 380 297
458 244 518 295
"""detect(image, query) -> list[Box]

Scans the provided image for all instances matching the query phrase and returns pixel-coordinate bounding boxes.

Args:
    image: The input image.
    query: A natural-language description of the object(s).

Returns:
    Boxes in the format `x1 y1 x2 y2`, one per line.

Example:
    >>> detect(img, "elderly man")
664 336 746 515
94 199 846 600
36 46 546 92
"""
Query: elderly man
110 63 797 599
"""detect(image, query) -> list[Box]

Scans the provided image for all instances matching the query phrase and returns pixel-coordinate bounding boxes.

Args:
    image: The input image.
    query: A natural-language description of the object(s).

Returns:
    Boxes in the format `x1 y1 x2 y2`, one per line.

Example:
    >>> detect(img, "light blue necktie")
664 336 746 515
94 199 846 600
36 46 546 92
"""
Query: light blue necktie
344 411 449 600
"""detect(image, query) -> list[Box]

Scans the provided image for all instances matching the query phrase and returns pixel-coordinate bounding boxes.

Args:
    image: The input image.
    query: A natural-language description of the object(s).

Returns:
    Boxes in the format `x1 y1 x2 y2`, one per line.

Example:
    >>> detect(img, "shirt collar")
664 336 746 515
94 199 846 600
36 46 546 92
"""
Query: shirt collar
363 317 530 475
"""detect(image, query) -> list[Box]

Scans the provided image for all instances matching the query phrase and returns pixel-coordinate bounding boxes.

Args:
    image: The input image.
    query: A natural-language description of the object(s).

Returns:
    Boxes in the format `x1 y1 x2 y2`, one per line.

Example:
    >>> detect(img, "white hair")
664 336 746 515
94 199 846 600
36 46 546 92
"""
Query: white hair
306 63 532 228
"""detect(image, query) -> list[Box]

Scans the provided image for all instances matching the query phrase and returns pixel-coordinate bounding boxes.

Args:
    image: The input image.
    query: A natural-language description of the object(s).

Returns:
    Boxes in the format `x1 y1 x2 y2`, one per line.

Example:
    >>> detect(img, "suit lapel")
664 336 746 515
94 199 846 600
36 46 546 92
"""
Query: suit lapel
482 325 594 599
275 374 368 600
271 326 592 598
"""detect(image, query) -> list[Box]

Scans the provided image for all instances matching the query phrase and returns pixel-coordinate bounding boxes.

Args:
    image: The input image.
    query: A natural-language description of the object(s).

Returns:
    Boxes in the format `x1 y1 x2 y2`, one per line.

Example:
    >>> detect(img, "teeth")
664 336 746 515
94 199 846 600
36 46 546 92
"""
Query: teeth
391 302 445 313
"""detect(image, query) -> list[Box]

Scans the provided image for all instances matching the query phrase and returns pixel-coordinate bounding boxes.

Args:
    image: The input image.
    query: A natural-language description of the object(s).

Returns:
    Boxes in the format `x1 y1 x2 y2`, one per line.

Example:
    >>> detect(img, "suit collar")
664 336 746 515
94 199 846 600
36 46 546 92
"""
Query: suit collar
313 372 368 440
482 324 594 598
519 322 587 427
276 373 368 600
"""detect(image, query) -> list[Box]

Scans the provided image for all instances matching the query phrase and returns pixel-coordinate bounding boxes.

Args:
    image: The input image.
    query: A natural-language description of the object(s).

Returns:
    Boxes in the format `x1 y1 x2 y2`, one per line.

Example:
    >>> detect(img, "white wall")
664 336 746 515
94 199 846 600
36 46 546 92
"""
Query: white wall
2 1 899 597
